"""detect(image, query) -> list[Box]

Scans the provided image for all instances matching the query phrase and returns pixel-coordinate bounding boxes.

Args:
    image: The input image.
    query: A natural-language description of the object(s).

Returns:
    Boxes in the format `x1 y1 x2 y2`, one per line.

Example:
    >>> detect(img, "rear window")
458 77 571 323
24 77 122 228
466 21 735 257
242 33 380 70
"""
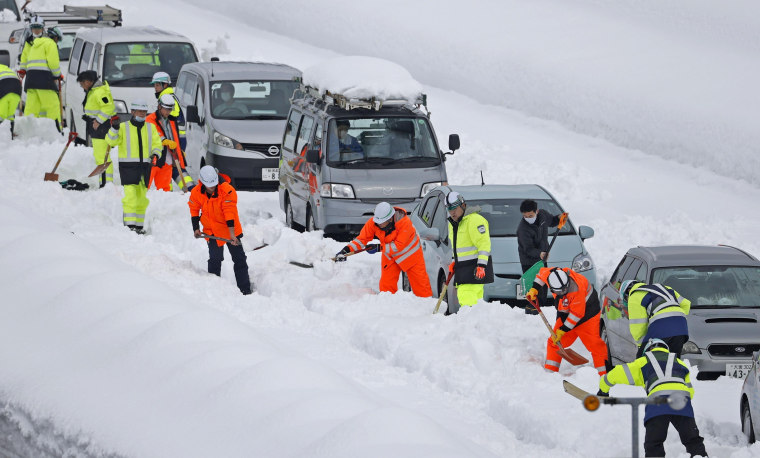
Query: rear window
651 266 760 308
103 41 198 87
467 198 572 237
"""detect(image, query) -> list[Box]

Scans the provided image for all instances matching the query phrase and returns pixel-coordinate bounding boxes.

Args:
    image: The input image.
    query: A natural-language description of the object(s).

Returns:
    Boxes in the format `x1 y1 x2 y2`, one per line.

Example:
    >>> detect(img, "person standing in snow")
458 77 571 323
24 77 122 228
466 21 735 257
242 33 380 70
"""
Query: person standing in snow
336 202 432 297
598 338 707 457
151 72 186 150
189 166 252 295
19 16 63 131
105 100 162 233
446 191 493 309
0 63 21 137
146 93 195 191
516 199 567 273
77 70 117 187
526 267 607 375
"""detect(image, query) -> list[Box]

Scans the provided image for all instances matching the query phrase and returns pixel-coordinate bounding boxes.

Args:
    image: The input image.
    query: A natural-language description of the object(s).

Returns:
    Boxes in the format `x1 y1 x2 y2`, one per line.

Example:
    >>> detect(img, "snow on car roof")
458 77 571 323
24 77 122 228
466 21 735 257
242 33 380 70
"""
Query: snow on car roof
303 56 423 103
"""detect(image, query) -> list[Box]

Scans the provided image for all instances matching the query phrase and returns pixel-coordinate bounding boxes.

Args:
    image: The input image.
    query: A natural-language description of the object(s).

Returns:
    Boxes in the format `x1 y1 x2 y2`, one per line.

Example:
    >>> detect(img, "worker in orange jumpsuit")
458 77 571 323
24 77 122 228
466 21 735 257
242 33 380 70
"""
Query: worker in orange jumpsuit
146 93 194 191
527 267 607 375
336 202 432 297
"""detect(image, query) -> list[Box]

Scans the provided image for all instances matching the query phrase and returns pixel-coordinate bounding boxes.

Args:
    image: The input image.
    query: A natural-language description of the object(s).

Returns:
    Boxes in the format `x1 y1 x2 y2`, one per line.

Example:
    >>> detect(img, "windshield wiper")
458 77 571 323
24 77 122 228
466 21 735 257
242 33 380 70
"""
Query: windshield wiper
108 77 152 86
384 156 439 164
243 115 286 120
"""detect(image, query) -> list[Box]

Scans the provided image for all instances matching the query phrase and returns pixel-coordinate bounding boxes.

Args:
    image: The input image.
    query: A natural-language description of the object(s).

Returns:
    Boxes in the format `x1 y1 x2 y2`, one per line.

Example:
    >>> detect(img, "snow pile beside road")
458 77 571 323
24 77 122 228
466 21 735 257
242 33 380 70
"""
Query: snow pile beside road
304 56 424 102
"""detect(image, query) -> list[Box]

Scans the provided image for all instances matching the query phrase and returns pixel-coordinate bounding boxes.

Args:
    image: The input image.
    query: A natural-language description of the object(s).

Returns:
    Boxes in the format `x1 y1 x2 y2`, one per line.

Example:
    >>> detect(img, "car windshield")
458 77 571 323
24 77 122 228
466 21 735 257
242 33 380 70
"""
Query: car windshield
326 117 440 168
104 42 198 87
58 33 76 61
651 266 760 308
210 80 298 120
466 198 573 237
0 0 20 20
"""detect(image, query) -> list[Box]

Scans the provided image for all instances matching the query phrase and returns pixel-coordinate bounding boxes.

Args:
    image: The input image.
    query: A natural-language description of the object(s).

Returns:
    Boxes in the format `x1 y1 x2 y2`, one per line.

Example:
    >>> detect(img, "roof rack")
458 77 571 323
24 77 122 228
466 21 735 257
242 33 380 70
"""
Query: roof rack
299 85 427 112
24 5 122 26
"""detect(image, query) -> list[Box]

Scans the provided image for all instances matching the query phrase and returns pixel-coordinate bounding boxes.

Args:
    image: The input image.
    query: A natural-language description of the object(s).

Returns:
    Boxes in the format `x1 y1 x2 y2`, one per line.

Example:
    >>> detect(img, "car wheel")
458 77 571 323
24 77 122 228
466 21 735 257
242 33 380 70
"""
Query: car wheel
743 399 756 444
600 323 614 371
306 205 317 232
285 195 304 232
401 272 411 292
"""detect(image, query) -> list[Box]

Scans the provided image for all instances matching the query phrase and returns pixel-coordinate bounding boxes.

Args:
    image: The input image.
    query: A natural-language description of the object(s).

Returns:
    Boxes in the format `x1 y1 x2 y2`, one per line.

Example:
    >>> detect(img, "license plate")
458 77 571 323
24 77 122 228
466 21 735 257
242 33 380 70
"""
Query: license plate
726 363 753 379
516 284 525 299
261 168 279 181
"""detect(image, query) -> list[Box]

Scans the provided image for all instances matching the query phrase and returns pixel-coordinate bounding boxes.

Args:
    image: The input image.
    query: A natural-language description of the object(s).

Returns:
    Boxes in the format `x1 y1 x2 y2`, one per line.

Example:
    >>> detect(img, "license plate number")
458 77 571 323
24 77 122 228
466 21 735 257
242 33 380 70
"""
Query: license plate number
726 363 753 379
516 284 525 299
262 168 279 181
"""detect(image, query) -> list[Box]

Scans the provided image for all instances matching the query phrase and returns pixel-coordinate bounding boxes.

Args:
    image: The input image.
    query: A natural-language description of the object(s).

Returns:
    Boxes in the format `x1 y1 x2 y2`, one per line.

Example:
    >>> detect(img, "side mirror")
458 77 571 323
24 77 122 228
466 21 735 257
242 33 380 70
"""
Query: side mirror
306 149 320 164
579 225 595 240
447 134 460 154
186 105 200 124
420 227 441 242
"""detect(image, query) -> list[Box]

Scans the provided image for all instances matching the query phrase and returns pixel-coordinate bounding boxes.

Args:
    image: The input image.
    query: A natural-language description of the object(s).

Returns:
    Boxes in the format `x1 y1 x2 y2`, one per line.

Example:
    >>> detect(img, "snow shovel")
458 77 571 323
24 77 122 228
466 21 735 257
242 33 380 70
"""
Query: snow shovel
169 147 189 193
433 271 455 314
527 297 588 366
44 131 77 181
87 146 112 177
199 232 235 244
247 243 268 252
289 246 368 268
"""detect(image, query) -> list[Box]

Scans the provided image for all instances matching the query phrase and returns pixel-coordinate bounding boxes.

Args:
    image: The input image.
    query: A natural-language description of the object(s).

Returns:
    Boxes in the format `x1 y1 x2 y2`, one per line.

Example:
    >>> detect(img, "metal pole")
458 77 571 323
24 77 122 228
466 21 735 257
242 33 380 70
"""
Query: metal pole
603 397 666 458
631 399 641 458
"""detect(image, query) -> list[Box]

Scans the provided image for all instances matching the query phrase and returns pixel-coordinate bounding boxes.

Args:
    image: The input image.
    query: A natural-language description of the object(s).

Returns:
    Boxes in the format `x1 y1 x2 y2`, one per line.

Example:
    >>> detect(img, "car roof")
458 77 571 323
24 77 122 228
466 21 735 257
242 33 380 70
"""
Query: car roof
181 61 301 81
442 184 552 200
628 245 759 266
75 26 193 43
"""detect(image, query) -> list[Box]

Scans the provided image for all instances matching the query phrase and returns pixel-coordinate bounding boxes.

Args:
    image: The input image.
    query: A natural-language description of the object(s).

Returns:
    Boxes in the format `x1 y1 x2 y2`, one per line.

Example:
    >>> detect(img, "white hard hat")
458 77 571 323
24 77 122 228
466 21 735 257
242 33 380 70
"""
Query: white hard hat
30 15 45 28
547 269 570 295
373 202 394 224
130 99 149 111
446 191 465 210
158 93 175 109
151 71 171 85
199 165 219 187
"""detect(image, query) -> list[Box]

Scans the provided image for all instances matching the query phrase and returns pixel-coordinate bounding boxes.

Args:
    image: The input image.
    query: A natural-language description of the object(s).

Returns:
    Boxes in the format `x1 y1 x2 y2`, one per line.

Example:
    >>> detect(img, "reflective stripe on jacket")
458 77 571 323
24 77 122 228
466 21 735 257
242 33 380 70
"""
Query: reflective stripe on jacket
22 37 60 91
348 207 424 271
146 110 187 168
628 283 690 345
84 81 116 124
534 267 598 331
188 176 242 246
599 347 694 422
0 64 21 98
106 120 162 185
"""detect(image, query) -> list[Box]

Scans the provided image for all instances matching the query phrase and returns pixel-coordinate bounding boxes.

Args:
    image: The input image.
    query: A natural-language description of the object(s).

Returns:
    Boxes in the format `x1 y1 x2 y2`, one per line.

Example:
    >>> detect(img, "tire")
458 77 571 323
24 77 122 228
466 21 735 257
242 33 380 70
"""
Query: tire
285 195 304 232
401 272 411 292
743 399 756 444
600 323 613 371
305 205 317 232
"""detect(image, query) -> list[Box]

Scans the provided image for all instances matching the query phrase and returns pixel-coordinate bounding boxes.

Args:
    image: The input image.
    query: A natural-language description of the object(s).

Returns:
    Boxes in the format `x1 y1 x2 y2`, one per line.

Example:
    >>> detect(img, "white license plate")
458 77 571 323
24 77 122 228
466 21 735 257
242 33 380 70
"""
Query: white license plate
516 284 525 299
726 363 753 379
261 168 279 181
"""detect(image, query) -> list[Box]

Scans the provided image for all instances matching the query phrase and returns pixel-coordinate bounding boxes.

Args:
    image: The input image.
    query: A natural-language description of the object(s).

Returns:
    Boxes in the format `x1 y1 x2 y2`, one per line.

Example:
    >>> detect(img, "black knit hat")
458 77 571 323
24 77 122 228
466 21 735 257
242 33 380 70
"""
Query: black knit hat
76 70 98 83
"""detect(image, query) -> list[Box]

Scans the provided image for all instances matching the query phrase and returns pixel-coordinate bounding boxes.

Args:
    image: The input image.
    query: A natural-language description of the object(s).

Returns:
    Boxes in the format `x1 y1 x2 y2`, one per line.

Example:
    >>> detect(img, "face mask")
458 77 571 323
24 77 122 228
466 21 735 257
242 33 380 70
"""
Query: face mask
221 93 232 102
32 30 43 38
524 216 537 224
132 115 145 123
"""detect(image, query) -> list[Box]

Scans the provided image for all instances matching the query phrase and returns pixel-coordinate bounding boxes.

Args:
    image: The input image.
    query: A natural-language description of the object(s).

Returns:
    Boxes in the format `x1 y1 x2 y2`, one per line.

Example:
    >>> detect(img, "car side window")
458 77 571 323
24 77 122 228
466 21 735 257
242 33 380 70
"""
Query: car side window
621 259 643 282
92 44 101 71
634 262 648 283
182 73 198 106
68 39 83 75
175 72 186 101
80 41 94 74
283 111 301 152
430 198 449 245
195 82 205 122
609 256 634 289
420 194 438 227
296 115 314 155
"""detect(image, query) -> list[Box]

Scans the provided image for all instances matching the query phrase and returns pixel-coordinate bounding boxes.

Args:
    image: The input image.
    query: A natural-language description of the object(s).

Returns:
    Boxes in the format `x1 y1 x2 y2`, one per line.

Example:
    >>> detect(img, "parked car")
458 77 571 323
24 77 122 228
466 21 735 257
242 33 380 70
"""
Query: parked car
64 26 199 144
279 83 457 239
177 61 301 190
740 350 759 443
600 245 760 380
406 184 597 311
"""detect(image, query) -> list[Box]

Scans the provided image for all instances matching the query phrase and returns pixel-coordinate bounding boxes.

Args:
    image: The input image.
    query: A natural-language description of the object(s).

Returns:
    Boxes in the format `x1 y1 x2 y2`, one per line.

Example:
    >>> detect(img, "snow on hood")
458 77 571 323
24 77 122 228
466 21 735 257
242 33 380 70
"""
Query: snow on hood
303 56 423 102
0 8 16 22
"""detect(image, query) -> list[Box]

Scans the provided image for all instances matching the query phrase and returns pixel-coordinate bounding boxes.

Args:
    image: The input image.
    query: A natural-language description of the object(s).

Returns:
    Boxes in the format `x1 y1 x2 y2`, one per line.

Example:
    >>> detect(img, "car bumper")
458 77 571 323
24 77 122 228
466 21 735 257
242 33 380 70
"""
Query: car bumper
206 152 279 191
682 351 758 379
485 266 597 304
318 197 420 235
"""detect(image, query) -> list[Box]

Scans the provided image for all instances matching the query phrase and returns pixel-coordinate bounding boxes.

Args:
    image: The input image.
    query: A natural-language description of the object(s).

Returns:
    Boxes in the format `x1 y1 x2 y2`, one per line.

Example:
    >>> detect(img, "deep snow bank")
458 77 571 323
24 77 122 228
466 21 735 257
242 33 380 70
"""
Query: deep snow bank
182 0 760 186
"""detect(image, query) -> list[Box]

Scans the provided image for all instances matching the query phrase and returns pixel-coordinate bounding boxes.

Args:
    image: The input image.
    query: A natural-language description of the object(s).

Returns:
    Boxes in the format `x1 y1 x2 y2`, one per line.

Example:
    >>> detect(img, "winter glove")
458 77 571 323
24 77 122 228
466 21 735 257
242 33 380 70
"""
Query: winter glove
16 69 25 78
111 117 121 129
162 139 177 150
57 74 64 81
558 212 569 229
475 266 486 279
365 243 381 254
334 246 350 261
526 287 539 302
596 389 609 398
552 329 566 344
81 114 90 122
151 155 158 166
448 261 455 274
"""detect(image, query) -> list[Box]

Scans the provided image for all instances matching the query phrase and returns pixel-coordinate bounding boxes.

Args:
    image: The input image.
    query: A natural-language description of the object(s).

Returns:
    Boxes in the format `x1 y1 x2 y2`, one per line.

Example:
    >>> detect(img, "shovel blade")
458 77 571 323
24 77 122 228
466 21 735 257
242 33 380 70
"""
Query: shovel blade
88 161 111 177
558 346 589 366
44 172 59 182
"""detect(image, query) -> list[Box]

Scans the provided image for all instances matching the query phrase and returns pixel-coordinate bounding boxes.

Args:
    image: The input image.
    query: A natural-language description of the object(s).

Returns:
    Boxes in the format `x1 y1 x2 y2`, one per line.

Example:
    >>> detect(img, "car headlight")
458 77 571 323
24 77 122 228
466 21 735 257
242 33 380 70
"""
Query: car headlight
320 183 355 199
213 131 242 150
572 253 594 272
9 29 23 44
420 181 442 197
681 341 700 355
113 100 128 114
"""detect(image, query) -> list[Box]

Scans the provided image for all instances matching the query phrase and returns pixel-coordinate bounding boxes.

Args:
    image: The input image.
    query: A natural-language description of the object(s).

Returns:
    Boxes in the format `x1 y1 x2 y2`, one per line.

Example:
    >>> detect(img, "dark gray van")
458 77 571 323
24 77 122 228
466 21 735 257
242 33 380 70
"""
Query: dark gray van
279 87 459 238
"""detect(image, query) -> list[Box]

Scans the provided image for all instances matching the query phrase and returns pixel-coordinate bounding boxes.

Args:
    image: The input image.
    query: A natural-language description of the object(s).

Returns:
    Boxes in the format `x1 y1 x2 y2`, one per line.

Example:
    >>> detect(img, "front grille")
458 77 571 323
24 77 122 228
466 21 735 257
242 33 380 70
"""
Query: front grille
359 198 416 204
234 178 279 191
707 343 760 357
240 143 281 157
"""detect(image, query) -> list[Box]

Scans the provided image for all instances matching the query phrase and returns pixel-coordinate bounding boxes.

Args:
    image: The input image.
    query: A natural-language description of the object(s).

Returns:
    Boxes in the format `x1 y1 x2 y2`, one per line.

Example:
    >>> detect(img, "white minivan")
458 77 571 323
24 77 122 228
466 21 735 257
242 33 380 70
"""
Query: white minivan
64 26 199 143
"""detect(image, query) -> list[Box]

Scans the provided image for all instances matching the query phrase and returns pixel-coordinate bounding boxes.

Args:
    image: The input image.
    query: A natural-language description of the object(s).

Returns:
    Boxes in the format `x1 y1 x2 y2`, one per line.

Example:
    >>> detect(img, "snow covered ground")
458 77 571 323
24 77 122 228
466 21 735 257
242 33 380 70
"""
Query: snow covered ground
1 0 759 457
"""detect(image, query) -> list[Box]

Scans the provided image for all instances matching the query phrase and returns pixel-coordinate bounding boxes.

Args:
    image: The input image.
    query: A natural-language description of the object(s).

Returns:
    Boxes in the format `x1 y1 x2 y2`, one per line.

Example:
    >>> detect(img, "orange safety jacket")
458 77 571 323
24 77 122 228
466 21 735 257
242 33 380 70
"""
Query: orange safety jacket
533 267 600 332
146 110 187 168
188 173 242 246
347 207 424 271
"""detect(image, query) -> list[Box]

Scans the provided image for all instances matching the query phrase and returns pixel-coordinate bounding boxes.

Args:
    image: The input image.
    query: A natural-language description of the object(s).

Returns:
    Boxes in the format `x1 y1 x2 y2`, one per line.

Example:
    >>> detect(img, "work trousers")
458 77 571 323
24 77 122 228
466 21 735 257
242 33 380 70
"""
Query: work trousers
644 415 707 457
122 181 148 229
150 162 194 191
545 313 608 375
24 89 60 127
380 259 432 297
455 283 483 307
207 239 252 295
92 139 113 186
0 92 20 121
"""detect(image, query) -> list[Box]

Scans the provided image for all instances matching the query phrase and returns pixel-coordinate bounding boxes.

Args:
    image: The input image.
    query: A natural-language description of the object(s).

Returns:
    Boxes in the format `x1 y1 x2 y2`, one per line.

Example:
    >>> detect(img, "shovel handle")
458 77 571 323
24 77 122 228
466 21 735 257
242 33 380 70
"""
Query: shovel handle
433 271 455 314
330 246 368 262
199 232 235 244
48 133 75 175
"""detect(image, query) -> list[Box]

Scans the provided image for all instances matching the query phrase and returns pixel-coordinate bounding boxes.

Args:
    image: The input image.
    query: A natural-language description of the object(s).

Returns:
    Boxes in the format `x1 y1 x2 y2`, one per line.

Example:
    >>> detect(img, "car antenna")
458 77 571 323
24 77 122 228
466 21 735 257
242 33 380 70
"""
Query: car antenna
210 56 219 77
480 170 485 186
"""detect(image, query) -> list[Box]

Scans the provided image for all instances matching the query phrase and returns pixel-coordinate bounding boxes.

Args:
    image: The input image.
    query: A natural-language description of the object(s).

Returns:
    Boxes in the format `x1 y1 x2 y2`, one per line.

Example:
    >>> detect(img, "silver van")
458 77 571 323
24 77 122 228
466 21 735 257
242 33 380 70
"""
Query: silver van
279 87 458 238
176 61 301 190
